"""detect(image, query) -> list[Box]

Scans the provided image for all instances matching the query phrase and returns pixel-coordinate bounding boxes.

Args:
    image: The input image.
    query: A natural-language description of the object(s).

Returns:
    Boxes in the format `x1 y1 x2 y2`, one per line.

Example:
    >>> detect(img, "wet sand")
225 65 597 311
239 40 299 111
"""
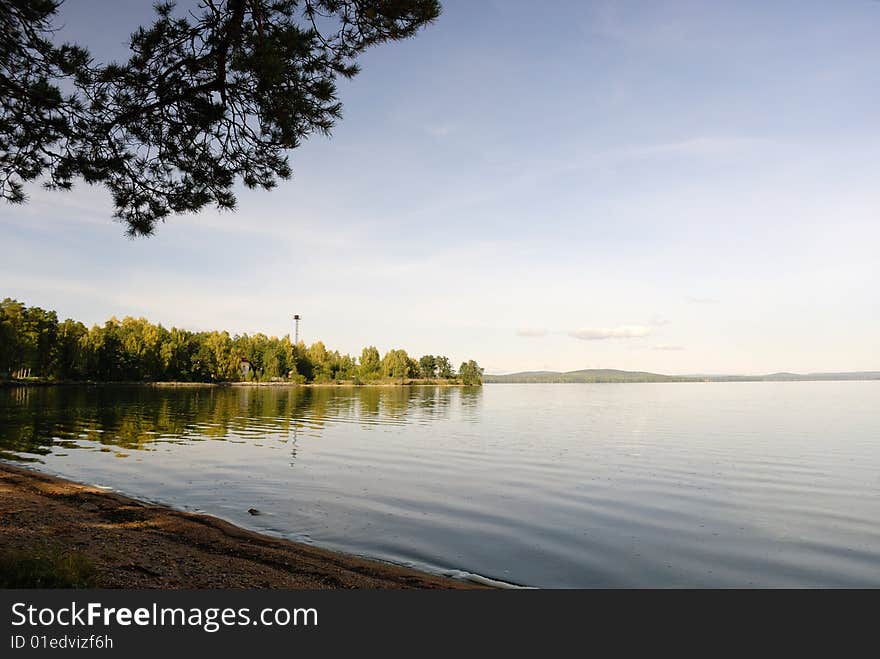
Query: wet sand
0 463 481 589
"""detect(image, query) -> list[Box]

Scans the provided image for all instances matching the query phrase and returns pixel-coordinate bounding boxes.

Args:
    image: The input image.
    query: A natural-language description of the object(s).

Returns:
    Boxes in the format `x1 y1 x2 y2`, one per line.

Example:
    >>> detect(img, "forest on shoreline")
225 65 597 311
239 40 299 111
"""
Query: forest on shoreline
0 299 483 386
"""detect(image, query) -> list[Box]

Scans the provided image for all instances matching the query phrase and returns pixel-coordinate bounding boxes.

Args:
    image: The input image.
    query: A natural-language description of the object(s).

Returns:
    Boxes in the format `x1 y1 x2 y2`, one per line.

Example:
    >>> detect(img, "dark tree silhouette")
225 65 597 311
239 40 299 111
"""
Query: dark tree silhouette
0 0 440 235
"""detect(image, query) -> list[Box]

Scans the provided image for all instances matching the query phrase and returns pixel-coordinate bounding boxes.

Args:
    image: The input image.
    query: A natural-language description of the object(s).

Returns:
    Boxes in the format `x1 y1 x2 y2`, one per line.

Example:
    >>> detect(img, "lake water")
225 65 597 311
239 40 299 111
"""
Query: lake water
1 382 878 587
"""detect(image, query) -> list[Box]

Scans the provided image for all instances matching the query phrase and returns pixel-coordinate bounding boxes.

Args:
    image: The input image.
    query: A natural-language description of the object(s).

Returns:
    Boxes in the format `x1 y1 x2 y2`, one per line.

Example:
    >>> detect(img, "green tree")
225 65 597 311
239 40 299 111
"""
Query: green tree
117 316 166 380
160 327 198 380
290 340 313 382
418 354 437 379
0 299 60 376
332 353 357 381
1 0 441 235
52 318 87 379
82 319 127 380
262 344 282 380
278 336 298 380
381 349 411 380
435 355 454 379
359 346 381 380
458 360 484 386
0 300 16 374
198 331 237 381
307 341 333 382
0 299 28 374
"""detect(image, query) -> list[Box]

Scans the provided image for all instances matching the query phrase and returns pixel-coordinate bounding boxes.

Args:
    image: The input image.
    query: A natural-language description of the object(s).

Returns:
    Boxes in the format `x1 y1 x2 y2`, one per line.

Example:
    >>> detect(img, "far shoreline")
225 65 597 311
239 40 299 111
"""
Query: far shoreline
0 379 480 388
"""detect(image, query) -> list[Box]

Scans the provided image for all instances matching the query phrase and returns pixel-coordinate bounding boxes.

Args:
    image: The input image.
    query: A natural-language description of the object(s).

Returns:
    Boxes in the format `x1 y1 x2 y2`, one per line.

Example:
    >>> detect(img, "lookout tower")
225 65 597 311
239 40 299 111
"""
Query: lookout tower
293 314 301 344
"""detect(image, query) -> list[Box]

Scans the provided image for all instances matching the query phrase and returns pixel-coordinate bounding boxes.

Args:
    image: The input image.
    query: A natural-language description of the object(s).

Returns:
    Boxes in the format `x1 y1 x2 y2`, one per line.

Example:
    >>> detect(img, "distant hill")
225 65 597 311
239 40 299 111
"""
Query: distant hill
484 369 880 384
484 369 690 383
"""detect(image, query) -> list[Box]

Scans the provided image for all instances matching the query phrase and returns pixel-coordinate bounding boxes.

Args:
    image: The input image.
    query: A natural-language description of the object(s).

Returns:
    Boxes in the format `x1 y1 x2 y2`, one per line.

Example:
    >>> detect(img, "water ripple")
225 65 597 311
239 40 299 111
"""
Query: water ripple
1 382 878 587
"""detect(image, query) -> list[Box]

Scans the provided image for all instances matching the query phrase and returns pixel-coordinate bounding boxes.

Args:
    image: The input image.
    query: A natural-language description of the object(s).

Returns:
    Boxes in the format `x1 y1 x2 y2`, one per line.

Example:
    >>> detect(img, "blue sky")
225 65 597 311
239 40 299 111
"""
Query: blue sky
2 0 878 374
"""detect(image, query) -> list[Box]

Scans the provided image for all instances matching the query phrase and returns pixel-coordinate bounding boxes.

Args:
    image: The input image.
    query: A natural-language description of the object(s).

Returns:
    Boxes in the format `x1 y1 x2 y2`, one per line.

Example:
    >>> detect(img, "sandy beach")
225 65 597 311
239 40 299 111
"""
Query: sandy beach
0 463 480 589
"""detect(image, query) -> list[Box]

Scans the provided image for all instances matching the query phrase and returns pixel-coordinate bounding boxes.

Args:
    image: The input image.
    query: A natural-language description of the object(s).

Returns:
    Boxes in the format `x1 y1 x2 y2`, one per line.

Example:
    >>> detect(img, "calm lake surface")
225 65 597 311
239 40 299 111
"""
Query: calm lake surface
1 382 878 587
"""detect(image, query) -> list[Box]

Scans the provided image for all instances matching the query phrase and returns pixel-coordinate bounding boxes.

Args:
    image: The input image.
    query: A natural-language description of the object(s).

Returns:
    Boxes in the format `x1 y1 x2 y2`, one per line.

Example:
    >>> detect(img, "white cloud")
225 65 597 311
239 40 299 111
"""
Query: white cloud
569 325 652 341
687 296 720 304
516 328 548 338
653 344 684 351
425 123 457 137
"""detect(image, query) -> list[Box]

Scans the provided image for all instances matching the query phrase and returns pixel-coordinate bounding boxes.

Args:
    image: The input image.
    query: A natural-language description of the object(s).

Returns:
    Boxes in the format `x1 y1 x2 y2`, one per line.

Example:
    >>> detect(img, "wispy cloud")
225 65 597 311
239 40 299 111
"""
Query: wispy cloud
616 137 773 161
425 123 457 138
569 326 652 341
653 344 684 351
687 296 720 304
516 328 548 338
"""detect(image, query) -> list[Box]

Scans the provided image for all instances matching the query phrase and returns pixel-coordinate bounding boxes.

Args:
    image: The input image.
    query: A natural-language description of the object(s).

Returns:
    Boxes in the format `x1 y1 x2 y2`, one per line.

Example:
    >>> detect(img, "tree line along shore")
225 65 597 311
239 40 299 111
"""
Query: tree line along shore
0 299 483 386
